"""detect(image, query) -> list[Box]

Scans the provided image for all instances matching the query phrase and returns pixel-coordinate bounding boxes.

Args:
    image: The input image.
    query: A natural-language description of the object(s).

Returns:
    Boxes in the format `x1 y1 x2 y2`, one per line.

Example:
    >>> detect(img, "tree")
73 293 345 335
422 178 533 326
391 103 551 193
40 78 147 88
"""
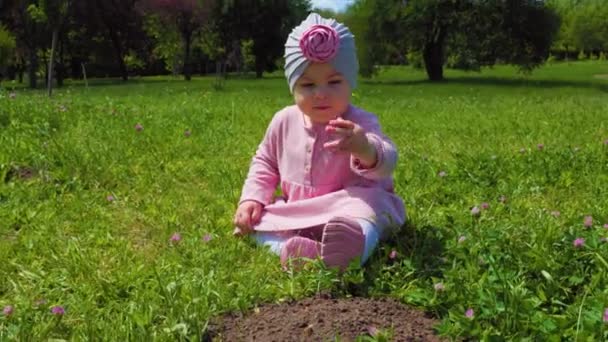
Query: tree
28 0 70 96
1 0 47 88
0 25 17 86
248 0 291 78
344 1 408 77
569 1 608 54
0 26 16 68
548 0 576 59
71 0 147 81
139 0 214 80
547 0 608 59
352 0 560 81
211 0 310 78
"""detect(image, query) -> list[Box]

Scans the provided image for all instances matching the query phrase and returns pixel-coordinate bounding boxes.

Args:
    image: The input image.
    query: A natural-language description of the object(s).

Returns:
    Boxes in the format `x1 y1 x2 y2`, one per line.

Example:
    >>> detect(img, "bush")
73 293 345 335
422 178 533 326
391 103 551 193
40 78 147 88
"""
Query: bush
577 50 587 60
0 25 16 68
446 51 481 71
599 52 606 61
241 39 255 72
124 51 145 74
406 50 424 69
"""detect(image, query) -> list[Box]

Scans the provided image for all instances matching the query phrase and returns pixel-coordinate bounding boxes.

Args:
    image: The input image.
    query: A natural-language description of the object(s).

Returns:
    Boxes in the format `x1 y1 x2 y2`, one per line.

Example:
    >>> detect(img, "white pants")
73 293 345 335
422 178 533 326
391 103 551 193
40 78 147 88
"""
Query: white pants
254 218 380 265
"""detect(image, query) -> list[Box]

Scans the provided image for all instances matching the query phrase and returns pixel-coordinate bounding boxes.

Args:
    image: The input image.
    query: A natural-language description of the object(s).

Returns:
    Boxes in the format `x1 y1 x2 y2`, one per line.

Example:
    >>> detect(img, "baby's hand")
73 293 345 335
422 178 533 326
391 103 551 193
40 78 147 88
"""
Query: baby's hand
233 200 263 236
324 118 377 167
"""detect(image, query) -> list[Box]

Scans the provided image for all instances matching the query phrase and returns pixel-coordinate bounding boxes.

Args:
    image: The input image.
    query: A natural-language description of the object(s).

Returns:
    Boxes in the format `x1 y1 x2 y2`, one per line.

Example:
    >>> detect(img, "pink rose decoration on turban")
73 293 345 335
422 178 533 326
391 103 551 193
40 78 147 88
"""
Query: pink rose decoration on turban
299 24 340 63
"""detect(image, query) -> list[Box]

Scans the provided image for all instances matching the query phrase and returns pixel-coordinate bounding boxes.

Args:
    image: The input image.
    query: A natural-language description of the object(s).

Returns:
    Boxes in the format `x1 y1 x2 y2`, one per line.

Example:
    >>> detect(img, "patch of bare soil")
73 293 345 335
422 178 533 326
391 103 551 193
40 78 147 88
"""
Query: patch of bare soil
4 165 36 182
207 294 444 341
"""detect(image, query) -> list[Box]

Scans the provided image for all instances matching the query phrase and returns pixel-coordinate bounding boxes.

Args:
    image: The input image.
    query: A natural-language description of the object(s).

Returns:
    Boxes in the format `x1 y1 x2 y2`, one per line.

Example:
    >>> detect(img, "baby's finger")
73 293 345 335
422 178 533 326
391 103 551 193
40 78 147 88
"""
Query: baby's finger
243 212 252 229
234 211 250 229
325 126 353 137
328 119 355 129
251 205 262 225
235 220 252 235
233 211 243 226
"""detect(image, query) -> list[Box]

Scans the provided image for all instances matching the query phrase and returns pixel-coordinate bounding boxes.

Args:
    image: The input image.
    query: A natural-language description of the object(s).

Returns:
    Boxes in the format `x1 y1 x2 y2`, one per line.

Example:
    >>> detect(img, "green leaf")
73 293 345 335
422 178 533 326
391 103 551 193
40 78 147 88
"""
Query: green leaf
541 270 553 282
27 4 47 22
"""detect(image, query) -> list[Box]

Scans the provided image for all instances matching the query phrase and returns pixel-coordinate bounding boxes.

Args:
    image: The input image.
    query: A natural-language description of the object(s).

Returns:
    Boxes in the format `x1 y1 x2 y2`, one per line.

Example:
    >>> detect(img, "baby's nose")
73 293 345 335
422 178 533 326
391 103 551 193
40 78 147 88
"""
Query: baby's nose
313 85 329 98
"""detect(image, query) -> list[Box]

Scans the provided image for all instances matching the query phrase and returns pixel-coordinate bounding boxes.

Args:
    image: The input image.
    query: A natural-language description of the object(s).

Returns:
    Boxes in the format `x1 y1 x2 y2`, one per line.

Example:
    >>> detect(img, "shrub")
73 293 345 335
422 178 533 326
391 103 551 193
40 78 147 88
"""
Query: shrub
0 25 16 69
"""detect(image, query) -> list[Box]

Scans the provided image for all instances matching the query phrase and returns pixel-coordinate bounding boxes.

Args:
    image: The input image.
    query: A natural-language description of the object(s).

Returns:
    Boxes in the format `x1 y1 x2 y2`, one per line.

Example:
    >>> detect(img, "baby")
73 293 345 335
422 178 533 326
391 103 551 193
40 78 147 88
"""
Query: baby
233 13 405 270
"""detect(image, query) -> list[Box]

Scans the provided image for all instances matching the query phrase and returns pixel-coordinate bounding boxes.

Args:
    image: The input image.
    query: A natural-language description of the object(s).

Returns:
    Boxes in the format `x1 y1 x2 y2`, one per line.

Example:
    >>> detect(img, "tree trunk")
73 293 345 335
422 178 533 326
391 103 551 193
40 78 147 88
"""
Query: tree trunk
214 60 225 89
28 49 38 89
47 28 58 97
17 58 24 83
423 26 447 82
108 27 128 81
172 58 179 77
56 65 64 87
57 36 64 87
423 42 443 81
95 0 128 82
255 59 264 78
183 32 192 81
81 63 89 89
7 66 16 80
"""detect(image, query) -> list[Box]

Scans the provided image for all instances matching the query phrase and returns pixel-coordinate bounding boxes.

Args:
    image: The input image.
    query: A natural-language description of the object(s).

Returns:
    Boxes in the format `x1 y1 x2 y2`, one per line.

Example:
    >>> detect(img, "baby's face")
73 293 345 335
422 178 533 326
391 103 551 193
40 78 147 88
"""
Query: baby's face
293 63 351 124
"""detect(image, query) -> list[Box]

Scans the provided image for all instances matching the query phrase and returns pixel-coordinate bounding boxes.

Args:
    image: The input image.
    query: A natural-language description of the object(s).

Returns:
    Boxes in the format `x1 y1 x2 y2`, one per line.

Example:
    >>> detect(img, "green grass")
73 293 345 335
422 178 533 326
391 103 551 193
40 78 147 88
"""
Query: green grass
1 61 608 340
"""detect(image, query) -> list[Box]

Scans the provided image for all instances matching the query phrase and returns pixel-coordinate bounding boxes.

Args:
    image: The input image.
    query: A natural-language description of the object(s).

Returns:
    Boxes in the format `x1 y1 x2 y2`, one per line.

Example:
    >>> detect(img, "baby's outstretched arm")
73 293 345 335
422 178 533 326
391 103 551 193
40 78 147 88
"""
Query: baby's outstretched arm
324 118 377 167
324 116 397 179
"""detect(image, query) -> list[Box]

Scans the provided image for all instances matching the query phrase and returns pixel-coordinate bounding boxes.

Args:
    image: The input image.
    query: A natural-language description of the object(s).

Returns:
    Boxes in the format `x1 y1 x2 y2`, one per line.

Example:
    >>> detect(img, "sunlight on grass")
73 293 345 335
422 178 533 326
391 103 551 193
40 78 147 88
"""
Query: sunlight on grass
1 61 608 340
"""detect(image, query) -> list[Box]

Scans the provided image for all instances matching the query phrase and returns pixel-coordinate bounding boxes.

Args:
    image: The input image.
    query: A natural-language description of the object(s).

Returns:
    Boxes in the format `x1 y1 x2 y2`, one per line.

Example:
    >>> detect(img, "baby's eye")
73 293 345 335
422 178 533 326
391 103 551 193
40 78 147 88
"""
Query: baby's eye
329 80 342 85
300 83 314 88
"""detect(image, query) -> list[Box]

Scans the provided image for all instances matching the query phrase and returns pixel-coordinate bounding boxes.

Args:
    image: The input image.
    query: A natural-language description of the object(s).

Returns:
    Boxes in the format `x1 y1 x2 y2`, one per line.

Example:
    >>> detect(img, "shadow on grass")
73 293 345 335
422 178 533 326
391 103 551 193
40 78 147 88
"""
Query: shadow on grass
63 77 188 88
363 76 608 92
62 72 285 86
0 78 183 92
341 221 446 298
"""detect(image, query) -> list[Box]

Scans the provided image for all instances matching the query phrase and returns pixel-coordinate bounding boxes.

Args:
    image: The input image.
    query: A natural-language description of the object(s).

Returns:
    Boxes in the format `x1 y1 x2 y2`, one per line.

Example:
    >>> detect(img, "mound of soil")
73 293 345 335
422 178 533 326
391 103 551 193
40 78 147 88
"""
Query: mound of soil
207 295 443 341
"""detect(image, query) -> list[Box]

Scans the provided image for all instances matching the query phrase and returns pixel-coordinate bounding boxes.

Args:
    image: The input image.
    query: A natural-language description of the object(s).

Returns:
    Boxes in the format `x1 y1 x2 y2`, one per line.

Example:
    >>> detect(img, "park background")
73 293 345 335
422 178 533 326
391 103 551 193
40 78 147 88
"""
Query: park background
1 0 608 340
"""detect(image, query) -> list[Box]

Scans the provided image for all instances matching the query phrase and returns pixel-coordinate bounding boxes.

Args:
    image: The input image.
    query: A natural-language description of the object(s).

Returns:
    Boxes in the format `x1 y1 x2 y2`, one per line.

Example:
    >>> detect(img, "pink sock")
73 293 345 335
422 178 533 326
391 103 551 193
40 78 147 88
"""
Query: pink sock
321 216 365 271
280 236 321 270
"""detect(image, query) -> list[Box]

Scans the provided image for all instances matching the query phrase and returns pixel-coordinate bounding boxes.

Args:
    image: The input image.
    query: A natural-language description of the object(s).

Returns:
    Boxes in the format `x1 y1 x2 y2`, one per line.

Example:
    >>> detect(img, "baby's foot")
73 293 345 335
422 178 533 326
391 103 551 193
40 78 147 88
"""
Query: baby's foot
280 236 321 270
321 217 365 271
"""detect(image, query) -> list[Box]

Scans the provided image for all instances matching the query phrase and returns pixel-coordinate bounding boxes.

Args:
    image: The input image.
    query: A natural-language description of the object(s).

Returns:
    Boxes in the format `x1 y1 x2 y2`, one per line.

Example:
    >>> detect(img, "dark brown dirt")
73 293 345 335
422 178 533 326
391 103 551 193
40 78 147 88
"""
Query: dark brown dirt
207 295 443 341
4 165 36 182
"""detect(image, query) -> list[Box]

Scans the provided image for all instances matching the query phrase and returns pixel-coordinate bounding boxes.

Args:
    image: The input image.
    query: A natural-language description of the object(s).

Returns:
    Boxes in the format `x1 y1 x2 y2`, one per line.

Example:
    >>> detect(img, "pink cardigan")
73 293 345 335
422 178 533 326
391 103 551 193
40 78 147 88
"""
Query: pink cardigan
239 104 405 237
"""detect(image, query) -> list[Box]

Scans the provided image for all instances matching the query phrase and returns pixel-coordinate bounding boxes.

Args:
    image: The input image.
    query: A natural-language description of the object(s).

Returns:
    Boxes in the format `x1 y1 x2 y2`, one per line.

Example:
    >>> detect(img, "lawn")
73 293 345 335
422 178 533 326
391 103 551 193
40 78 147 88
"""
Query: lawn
1 61 608 340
